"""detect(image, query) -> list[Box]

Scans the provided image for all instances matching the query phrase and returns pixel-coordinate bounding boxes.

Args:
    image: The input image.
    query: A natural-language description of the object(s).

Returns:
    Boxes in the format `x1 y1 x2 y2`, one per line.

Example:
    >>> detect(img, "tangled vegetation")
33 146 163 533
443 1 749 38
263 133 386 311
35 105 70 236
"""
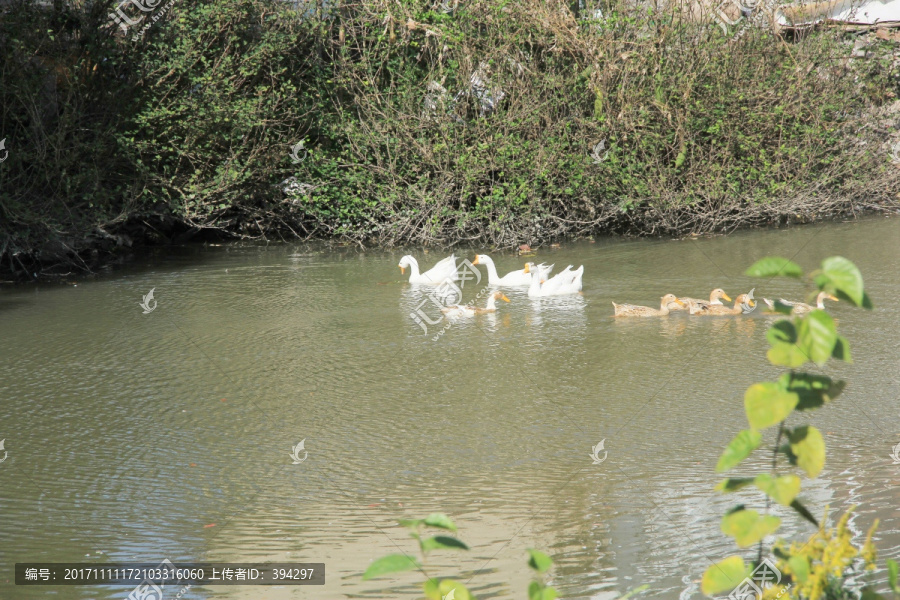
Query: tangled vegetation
1 0 899 278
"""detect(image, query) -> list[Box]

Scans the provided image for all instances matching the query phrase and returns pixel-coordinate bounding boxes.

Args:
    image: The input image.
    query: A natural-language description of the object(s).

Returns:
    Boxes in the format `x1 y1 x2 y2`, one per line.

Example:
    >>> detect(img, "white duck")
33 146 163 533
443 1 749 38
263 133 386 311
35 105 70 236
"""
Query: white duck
398 254 459 284
527 263 584 297
473 255 554 286
442 291 510 318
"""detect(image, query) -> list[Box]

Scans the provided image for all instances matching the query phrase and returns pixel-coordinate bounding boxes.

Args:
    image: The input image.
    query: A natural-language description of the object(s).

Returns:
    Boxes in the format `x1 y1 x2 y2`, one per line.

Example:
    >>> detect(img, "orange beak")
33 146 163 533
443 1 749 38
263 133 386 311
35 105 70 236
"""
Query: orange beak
399 266 405 274
675 299 685 306
722 293 732 302
473 256 480 265
501 295 510 302
523 263 530 273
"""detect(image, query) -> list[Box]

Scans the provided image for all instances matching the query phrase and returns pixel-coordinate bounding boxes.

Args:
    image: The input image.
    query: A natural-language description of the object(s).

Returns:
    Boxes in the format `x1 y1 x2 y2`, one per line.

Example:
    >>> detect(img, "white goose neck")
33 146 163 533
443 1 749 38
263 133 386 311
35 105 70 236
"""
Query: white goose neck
406 256 421 278
480 256 500 284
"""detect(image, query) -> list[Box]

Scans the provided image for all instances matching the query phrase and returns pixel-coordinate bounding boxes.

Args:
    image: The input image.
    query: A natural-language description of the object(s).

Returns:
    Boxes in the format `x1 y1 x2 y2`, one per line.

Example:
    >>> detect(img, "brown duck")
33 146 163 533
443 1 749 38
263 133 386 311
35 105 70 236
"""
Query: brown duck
668 288 732 312
690 294 755 316
613 294 684 317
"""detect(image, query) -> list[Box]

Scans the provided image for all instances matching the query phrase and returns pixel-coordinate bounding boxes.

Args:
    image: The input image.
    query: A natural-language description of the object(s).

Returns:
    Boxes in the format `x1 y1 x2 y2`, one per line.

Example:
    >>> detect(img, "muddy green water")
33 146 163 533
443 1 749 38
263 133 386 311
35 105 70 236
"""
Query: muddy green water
1 217 899 600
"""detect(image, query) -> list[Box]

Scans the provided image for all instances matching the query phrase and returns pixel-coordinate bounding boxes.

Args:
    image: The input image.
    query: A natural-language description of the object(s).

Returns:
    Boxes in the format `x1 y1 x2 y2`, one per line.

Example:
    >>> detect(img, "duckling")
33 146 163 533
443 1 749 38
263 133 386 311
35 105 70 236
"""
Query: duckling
668 289 731 312
762 291 838 316
442 291 510 318
690 293 754 316
613 294 684 317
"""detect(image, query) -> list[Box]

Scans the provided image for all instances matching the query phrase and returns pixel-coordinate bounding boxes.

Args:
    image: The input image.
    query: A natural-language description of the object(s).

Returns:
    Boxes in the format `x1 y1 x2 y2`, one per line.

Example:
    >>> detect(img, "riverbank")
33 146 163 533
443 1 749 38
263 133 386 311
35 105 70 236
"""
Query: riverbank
2 0 900 281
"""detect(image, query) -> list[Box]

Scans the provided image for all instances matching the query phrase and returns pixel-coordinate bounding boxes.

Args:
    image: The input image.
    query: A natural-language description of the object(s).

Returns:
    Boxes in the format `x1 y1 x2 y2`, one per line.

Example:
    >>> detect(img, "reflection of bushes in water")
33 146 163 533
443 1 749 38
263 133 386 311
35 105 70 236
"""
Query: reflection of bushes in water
2 1 899 279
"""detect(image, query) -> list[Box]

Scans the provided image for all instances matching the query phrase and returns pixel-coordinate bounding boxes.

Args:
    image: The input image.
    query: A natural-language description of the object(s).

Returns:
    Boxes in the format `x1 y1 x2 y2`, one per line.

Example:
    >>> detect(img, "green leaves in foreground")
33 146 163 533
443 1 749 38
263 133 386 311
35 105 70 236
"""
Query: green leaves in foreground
527 549 557 600
721 508 781 547
780 373 845 411
421 536 470 552
528 581 559 600
401 513 458 532
365 513 466 582
715 474 801 506
745 257 804 278
766 310 843 368
766 319 809 368
744 382 799 430
363 553 421 580
789 498 819 527
815 256 868 307
752 473 801 506
527 549 553 573
787 425 825 478
701 556 750 595
797 310 838 366
425 578 474 600
887 558 899 593
716 429 762 472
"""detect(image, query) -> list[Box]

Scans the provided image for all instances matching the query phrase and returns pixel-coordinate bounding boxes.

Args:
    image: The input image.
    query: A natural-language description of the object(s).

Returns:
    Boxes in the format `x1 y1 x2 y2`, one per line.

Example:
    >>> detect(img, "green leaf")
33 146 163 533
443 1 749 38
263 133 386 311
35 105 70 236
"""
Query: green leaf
744 382 799 429
767 320 797 345
721 509 781 547
715 477 755 492
528 580 541 600
616 585 650 600
767 342 809 368
424 579 473 600
421 536 470 552
832 335 852 362
797 310 838 366
399 518 423 529
716 429 763 472
887 558 899 593
701 556 750 595
423 513 457 531
537 587 559 600
753 473 801 506
363 553 421 580
789 426 825 477
745 257 803 278
861 291 874 309
789 555 810 584
791 500 819 527
780 373 845 411
820 256 864 306
527 549 553 573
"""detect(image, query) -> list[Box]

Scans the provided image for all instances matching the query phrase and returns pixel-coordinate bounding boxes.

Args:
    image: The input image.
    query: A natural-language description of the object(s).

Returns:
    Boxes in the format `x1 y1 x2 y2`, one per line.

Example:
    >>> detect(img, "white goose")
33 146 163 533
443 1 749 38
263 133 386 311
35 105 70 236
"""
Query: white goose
473 255 554 286
527 263 584 297
473 254 530 286
398 254 459 284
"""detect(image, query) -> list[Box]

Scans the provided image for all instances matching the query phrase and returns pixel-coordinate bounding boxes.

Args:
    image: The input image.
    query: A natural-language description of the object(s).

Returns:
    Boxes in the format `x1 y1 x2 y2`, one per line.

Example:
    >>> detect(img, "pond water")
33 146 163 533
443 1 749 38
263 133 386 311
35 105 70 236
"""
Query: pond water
1 216 899 600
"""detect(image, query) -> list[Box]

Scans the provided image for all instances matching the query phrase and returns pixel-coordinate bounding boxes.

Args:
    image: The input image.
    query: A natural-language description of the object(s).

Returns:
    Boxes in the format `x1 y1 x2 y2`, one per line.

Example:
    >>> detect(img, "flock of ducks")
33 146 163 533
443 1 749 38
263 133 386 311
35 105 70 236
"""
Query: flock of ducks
397 254 840 318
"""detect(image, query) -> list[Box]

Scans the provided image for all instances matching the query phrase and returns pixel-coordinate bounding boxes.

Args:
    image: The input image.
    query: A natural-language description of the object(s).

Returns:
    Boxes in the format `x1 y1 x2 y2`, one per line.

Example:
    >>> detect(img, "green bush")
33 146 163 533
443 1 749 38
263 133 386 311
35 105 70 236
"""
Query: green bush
2 0 898 277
